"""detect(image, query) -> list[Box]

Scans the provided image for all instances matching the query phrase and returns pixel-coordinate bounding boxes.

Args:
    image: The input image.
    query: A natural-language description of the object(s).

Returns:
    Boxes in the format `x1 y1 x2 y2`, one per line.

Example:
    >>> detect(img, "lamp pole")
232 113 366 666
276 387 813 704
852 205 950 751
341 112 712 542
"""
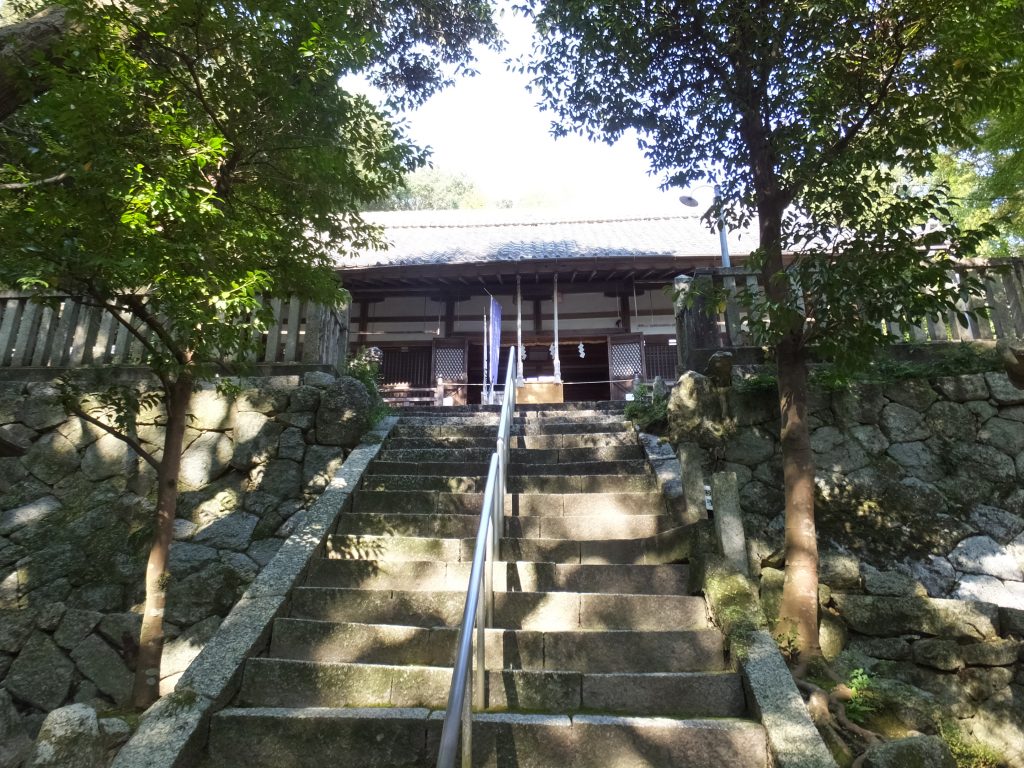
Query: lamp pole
679 184 731 268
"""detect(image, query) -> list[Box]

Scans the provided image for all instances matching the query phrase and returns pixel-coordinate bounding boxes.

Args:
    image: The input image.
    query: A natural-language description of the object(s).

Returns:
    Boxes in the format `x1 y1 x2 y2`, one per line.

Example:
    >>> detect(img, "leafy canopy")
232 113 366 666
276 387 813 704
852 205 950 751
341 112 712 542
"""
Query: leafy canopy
0 0 498 380
521 0 1024 365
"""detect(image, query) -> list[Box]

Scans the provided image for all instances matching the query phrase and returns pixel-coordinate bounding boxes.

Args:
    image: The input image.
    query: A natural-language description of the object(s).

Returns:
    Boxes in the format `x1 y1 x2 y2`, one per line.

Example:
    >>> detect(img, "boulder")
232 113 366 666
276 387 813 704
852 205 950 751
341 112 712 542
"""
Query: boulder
863 568 926 597
961 639 1020 667
879 403 930 443
235 387 289 415
288 386 321 412
79 434 131 482
954 575 1024 610
848 424 888 455
247 538 283 567
884 379 938 411
911 638 963 671
178 432 233 492
969 505 1024 544
949 535 1023 582
986 371 1024 405
186 389 232 430
277 427 306 462
0 607 35 653
96 613 142 650
934 374 990 402
192 513 258 552
16 385 66 431
172 519 197 541
905 555 957 597
961 666 1013 701
70 635 131 705
885 441 942 481
924 400 978 442
303 446 343 492
23 432 80 485
0 495 62 536
164 562 240 625
219 551 258 582
54 609 102 650
160 615 222 679
315 376 373 448
862 735 955 768
723 426 775 466
6 632 75 710
303 371 336 388
832 594 999 640
28 704 105 768
230 411 282 470
0 689 32 767
979 416 1024 457
848 637 912 661
251 459 302 500
832 384 887 426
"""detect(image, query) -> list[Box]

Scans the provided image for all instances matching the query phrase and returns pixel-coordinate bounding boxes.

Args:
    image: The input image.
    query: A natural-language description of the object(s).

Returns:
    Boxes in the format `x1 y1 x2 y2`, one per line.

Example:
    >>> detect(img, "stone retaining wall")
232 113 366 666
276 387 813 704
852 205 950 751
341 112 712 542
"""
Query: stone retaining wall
0 371 373 750
668 369 1024 764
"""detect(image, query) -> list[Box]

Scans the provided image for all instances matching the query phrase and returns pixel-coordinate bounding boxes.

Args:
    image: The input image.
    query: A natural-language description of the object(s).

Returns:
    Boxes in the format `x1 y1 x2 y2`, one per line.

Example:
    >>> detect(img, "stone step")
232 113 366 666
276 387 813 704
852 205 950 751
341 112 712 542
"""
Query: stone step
268 620 726 673
237 658 745 717
391 421 629 440
209 708 768 768
307 560 691 595
361 474 658 494
323 526 688 565
376 445 645 464
352 491 666 518
289 588 711 631
333 513 676 541
385 432 635 450
367 460 649 478
398 410 619 426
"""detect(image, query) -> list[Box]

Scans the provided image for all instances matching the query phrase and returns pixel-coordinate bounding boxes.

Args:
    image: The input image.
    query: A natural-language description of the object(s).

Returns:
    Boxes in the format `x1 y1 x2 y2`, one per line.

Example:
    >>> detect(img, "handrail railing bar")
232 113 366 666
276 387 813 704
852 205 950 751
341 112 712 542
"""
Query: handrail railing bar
437 345 516 768
437 453 498 764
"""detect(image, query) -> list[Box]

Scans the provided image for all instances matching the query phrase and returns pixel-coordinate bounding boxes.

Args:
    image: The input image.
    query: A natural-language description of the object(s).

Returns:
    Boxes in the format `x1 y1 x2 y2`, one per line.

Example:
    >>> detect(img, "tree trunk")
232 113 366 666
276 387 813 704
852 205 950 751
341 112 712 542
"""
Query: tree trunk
774 333 820 663
0 6 68 124
131 373 192 709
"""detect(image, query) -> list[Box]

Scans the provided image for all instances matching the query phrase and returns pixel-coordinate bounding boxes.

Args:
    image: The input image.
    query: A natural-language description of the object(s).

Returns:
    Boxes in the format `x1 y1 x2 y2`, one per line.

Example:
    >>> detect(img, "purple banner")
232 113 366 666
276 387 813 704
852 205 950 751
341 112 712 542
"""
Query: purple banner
490 297 502 386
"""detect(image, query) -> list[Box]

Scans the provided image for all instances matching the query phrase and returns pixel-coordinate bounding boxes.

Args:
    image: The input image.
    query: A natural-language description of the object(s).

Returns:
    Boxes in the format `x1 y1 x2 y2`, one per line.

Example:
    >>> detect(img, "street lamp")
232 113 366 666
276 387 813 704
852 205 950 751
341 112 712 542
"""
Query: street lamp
679 185 731 268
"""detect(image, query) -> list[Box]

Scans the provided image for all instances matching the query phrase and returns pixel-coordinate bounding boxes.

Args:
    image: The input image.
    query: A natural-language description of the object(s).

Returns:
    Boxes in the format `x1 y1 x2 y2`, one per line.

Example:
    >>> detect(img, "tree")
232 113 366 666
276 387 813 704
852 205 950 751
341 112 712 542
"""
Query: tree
0 0 496 708
522 0 1022 669
368 166 486 210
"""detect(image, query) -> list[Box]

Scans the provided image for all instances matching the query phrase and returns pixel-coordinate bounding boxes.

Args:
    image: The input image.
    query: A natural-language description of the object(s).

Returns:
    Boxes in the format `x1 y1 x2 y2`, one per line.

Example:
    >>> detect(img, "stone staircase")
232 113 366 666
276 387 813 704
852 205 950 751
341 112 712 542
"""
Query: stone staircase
205 404 768 767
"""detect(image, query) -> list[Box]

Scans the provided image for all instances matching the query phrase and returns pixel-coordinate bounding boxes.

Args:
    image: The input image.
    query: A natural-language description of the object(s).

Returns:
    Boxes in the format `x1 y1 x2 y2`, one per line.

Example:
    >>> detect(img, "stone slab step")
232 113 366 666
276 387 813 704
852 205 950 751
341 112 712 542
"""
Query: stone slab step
397 410 618 426
375 445 644 465
360 474 657 494
323 526 689 565
306 560 691 595
208 708 768 768
352 491 665 517
384 433 637 450
386 436 496 449
237 659 745 716
367 459 649 477
333 513 676 541
500 527 691 565
268 620 726 673
289 588 711 631
390 422 628 440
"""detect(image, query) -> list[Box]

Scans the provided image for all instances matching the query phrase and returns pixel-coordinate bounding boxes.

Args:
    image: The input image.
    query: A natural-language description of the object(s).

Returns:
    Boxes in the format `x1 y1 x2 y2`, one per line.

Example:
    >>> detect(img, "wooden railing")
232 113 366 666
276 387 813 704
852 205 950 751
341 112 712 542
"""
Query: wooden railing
0 292 348 369
678 259 1024 366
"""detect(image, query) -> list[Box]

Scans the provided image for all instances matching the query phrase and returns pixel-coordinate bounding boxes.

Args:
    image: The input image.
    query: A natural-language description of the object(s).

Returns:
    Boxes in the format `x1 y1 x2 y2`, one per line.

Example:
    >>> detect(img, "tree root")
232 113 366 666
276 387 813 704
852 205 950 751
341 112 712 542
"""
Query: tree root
794 672 884 765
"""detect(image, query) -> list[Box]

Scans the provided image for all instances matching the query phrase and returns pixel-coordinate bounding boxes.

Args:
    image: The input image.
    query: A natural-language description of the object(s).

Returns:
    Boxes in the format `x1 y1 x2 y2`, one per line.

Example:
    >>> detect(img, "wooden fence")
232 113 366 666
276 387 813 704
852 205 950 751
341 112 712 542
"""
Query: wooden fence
0 292 348 370
681 259 1024 361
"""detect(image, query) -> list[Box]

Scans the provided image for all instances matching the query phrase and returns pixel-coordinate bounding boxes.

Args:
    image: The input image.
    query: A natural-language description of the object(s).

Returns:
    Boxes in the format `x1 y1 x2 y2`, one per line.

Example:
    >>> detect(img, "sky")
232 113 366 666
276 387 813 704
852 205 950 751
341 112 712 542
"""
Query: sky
372 9 701 215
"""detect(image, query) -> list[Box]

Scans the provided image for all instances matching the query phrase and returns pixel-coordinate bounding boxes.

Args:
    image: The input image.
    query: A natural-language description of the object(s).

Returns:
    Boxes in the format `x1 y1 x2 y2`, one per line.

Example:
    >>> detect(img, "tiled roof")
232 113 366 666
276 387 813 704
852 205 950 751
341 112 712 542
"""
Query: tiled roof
342 209 756 269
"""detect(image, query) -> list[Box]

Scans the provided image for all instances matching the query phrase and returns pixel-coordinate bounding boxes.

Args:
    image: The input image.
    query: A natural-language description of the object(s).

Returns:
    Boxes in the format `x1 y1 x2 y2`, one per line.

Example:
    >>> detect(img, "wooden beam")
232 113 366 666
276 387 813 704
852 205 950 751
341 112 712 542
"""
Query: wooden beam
533 299 542 333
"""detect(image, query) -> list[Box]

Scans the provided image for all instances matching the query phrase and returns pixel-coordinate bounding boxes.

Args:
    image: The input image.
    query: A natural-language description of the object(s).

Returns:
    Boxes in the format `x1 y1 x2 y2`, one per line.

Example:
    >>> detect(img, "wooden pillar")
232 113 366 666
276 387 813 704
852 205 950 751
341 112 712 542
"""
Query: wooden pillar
619 294 631 333
357 299 369 343
444 299 455 338
516 275 523 381
553 273 561 381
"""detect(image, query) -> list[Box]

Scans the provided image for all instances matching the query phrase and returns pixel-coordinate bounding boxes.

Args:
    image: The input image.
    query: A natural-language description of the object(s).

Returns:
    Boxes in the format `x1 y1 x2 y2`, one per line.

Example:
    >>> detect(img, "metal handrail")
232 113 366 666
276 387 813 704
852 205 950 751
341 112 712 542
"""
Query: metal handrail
437 346 516 768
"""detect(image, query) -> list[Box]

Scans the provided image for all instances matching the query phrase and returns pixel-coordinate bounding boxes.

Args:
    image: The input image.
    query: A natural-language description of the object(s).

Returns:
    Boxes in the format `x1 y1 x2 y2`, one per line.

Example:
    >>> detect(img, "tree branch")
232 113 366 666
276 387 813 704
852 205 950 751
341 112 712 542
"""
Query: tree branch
68 403 160 471
121 293 188 368
0 171 70 190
